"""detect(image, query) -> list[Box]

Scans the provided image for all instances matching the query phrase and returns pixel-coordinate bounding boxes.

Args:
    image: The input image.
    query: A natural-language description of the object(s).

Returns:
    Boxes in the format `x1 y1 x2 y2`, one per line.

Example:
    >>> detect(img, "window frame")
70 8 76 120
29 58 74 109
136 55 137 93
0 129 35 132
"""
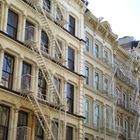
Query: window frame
66 126 73 140
94 72 99 90
35 119 44 140
41 30 49 53
84 66 89 85
25 20 35 41
7 9 18 39
0 105 10 140
84 99 89 123
68 47 75 71
66 83 74 113
38 70 47 99
68 15 75 35
2 53 15 89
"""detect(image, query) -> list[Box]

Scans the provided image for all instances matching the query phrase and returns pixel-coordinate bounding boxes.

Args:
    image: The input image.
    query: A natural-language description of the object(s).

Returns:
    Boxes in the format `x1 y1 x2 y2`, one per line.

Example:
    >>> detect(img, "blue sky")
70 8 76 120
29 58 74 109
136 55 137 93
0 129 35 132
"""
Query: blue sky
88 0 140 40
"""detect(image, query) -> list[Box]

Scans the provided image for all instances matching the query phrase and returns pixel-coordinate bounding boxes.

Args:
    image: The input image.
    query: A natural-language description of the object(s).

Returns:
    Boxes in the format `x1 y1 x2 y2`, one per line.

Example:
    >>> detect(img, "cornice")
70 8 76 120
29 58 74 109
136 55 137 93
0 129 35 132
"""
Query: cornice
86 11 118 44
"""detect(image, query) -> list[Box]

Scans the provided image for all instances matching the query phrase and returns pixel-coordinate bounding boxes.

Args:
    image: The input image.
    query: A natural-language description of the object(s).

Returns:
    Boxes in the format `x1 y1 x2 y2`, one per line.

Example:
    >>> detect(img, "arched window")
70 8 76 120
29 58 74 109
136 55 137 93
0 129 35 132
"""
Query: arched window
41 30 49 53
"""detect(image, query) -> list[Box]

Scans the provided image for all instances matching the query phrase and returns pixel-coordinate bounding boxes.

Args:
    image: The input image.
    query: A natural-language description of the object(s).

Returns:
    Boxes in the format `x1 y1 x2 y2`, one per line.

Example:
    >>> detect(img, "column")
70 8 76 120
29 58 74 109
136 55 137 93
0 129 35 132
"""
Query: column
3 2 9 32
34 66 39 96
12 56 19 91
11 108 19 140
17 57 23 90
31 65 35 92
17 14 23 41
65 42 68 67
79 41 84 75
0 49 4 85
37 25 41 49
0 1 4 30
21 14 26 42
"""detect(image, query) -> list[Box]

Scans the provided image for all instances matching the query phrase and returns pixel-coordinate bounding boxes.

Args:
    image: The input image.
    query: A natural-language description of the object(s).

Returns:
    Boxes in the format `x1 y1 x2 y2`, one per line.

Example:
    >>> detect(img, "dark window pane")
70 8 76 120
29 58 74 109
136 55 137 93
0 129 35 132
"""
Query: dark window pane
66 83 74 113
7 10 18 39
44 0 51 12
41 31 49 53
69 15 75 35
2 54 14 89
66 126 73 140
18 111 28 126
0 105 10 140
68 47 75 71
38 70 47 99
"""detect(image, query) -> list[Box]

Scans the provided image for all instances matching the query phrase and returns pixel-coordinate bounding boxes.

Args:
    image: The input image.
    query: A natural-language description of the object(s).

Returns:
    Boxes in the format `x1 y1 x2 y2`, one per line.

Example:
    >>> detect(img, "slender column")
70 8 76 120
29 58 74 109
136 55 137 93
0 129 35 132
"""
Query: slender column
37 25 41 49
17 57 23 90
21 15 26 42
17 14 23 41
31 65 35 92
3 3 9 32
12 56 19 91
0 49 4 85
35 66 39 96
12 108 19 140
0 2 4 30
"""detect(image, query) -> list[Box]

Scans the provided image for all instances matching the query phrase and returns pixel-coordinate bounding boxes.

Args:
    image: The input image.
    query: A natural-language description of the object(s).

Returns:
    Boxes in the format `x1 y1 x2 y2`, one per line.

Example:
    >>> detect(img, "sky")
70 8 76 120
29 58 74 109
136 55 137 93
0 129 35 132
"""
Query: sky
87 0 140 40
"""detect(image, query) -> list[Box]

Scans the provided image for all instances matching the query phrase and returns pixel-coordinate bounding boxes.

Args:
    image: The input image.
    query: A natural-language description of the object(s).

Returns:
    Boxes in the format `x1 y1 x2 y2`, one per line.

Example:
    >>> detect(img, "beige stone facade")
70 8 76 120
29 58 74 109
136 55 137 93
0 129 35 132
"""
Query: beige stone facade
0 0 140 140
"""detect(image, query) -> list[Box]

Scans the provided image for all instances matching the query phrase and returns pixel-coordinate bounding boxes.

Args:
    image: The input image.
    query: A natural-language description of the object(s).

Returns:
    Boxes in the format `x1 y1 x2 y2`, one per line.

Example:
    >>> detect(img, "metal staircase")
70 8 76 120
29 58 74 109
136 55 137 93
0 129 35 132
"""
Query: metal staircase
28 93 55 140
20 0 68 139
26 0 65 63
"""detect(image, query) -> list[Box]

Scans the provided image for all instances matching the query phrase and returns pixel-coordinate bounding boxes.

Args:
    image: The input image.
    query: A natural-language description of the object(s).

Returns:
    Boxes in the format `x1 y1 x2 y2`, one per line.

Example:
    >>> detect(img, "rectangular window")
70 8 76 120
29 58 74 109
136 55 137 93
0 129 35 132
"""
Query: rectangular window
41 30 49 53
84 37 89 52
94 44 99 58
17 111 29 140
25 20 34 41
2 53 14 89
93 104 99 127
54 77 61 94
104 106 110 127
84 99 89 123
52 121 58 140
35 119 44 140
84 66 89 85
104 78 109 92
94 72 99 90
21 62 32 90
66 83 74 113
7 10 18 39
66 126 73 140
38 70 47 99
68 15 75 35
68 47 75 71
104 50 109 64
0 105 10 140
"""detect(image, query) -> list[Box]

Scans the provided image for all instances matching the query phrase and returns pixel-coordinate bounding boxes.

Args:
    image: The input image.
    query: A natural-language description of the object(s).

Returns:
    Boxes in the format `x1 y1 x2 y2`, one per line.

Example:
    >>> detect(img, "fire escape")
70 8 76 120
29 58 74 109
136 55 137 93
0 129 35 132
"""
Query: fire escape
114 48 140 140
20 0 67 139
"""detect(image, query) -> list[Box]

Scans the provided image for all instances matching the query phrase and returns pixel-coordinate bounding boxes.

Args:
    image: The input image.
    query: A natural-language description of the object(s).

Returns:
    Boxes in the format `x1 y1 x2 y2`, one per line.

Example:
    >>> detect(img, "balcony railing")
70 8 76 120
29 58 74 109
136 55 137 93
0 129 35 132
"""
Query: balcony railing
16 126 31 140
37 92 60 106
115 68 137 88
129 102 140 115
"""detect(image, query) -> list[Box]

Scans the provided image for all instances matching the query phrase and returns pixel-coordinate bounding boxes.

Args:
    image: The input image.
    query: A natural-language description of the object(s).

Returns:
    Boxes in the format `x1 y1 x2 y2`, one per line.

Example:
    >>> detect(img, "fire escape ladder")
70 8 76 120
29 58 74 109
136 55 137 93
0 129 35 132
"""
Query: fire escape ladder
53 0 66 26
33 2 65 64
32 47 63 106
28 93 56 140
